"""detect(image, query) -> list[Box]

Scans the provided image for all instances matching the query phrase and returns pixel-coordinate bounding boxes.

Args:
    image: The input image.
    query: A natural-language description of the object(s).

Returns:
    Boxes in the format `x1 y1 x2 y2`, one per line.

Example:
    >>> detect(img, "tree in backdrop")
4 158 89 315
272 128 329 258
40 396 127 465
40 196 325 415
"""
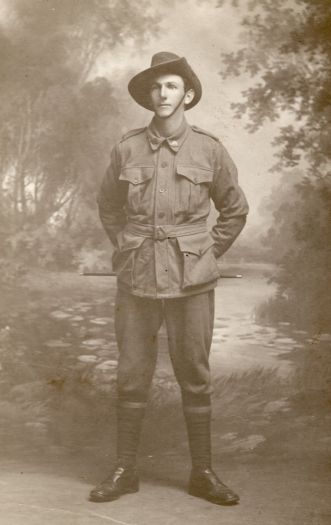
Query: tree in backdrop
218 0 331 330
0 0 159 277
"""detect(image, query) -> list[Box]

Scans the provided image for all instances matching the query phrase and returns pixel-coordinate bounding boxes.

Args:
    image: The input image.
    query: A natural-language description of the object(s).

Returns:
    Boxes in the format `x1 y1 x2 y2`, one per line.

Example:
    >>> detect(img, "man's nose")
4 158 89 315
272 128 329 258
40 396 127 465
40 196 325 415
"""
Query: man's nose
160 85 167 98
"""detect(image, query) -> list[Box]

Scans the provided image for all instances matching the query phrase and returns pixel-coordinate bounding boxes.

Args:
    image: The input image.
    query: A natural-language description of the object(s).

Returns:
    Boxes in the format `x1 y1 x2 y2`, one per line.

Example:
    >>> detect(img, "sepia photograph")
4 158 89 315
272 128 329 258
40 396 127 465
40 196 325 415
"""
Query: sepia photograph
0 1 330 523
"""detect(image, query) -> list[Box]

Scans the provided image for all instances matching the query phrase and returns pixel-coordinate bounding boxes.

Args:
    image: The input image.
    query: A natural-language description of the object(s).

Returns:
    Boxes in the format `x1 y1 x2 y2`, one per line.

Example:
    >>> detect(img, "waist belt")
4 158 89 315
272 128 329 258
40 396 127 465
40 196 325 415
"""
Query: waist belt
126 221 207 241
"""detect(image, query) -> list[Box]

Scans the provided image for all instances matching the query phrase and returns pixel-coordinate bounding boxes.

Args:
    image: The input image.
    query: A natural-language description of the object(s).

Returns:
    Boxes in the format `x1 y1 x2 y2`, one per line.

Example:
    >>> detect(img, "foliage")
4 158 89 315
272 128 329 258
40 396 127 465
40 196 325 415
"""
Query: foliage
271 177 331 330
219 0 331 174
218 0 331 330
258 169 303 261
0 0 159 281
77 247 111 274
224 232 269 262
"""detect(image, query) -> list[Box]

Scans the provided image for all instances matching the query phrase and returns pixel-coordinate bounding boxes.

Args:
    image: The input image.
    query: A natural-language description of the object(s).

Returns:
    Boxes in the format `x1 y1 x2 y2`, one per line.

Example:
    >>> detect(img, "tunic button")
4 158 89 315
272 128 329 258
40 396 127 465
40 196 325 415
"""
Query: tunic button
159 188 165 193
161 161 168 168
158 212 165 218
134 178 138 183
169 140 178 147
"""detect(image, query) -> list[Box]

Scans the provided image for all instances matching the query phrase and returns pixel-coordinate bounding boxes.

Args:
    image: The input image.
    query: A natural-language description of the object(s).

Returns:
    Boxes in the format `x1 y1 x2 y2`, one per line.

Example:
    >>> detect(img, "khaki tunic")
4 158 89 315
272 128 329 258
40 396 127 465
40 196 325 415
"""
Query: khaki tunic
97 118 249 299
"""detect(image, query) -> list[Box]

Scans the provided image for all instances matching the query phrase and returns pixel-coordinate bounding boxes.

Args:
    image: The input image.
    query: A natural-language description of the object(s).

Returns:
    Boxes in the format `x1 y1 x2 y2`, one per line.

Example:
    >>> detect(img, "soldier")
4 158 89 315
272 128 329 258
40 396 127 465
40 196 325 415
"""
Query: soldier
90 52 249 506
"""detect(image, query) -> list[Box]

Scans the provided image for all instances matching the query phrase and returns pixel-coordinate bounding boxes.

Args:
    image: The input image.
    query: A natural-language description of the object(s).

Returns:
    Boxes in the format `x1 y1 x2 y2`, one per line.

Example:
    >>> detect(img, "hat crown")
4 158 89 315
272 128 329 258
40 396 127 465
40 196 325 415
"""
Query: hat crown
128 52 202 111
150 52 181 67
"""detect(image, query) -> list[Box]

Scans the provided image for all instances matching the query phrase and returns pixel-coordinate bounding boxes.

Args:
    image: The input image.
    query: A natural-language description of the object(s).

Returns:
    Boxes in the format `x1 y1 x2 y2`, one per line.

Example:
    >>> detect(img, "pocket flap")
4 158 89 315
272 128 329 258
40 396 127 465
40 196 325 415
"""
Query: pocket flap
177 231 215 255
119 166 154 185
176 166 214 184
117 230 146 252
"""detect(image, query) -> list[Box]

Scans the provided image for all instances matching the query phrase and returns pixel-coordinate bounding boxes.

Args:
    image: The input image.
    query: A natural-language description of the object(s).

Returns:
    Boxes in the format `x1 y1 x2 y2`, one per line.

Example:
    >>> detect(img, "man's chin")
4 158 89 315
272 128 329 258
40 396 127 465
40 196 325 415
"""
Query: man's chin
154 106 173 118
155 114 172 120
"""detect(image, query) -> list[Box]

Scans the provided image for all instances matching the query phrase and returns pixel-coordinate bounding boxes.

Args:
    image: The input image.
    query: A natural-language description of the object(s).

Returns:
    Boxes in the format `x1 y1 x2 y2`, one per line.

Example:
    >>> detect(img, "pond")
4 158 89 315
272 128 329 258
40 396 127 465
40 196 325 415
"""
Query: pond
0 263 328 460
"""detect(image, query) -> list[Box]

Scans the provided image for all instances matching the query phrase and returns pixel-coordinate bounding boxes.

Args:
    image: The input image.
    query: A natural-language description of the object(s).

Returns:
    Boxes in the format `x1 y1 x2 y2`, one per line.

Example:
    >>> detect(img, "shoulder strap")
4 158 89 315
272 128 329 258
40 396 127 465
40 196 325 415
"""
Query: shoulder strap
191 125 219 142
119 127 146 143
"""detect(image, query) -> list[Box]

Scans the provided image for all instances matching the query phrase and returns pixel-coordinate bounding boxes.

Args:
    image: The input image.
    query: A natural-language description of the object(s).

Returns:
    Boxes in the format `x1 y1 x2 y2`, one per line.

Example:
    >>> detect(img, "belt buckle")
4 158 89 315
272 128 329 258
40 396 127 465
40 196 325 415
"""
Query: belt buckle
154 226 168 241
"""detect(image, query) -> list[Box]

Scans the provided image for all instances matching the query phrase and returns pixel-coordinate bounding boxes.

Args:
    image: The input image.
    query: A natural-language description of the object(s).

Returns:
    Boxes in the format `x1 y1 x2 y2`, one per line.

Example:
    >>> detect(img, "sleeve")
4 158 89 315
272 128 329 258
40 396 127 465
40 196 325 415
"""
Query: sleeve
97 143 127 246
210 142 249 258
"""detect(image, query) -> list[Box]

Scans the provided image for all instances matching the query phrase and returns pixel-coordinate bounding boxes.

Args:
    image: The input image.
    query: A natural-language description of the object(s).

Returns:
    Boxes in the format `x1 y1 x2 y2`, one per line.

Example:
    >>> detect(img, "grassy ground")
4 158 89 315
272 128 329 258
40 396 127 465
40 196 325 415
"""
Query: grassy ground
0 268 330 524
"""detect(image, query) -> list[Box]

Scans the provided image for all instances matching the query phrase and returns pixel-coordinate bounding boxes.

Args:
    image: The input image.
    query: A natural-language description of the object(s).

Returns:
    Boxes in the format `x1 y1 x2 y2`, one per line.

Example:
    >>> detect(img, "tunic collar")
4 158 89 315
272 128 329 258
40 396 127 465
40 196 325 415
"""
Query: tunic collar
147 117 189 152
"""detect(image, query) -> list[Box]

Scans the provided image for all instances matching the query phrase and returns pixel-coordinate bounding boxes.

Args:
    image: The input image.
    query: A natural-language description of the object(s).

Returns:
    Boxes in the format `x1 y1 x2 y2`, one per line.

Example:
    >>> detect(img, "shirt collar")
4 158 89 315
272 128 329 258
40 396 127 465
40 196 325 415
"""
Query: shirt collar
147 117 189 152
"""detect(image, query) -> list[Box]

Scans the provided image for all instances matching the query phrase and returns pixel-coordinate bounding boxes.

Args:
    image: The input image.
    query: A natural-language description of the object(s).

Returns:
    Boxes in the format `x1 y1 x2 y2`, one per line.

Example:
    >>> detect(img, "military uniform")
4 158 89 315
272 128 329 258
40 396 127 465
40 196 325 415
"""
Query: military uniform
98 118 247 298
90 51 248 506
97 117 248 403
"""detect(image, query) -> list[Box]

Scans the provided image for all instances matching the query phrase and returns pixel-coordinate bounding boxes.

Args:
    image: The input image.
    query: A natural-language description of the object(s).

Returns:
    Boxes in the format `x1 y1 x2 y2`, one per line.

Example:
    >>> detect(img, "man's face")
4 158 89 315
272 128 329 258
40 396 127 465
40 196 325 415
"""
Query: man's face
149 74 194 118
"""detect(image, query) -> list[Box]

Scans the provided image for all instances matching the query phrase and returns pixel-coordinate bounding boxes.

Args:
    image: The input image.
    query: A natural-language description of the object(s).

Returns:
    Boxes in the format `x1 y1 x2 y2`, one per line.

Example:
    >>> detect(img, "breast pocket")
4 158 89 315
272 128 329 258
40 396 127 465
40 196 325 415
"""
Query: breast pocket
175 166 214 217
119 166 154 215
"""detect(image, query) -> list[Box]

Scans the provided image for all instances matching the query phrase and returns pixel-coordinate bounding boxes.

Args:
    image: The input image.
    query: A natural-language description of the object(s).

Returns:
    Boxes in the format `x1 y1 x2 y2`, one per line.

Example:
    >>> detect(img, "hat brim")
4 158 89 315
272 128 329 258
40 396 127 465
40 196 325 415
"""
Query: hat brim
128 57 202 111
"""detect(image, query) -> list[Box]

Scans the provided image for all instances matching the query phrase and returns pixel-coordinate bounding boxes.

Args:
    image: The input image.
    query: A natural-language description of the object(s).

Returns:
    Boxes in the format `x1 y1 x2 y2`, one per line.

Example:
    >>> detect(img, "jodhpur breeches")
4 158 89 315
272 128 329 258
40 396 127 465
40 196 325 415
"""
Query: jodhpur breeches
114 289 215 405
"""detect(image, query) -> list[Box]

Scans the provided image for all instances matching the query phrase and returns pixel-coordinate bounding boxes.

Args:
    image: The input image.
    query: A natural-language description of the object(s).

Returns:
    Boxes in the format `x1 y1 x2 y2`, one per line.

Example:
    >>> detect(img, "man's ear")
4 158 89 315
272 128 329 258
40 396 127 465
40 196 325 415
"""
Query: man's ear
184 89 195 106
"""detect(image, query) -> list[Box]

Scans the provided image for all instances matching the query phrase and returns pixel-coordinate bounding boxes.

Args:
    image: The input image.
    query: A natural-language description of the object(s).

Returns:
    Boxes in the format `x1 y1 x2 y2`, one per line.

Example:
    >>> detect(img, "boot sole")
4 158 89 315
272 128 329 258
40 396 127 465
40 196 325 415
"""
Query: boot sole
89 484 139 503
189 487 239 506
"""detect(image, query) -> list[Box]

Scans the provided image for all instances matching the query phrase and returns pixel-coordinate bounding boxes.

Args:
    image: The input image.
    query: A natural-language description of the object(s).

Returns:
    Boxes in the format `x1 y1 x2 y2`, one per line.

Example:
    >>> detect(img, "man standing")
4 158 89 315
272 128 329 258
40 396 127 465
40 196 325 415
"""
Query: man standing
90 52 248 506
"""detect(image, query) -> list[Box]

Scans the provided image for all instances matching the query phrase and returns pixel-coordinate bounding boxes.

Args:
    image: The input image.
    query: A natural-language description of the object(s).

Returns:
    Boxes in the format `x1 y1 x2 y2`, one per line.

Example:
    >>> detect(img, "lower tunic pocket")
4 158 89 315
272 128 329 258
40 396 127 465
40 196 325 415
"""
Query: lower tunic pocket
113 230 146 288
176 231 220 289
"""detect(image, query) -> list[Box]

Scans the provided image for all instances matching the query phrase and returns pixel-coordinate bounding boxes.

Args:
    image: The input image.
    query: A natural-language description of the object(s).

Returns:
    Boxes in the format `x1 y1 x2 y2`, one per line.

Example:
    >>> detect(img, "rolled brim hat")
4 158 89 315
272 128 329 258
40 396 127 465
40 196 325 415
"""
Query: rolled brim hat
128 51 202 111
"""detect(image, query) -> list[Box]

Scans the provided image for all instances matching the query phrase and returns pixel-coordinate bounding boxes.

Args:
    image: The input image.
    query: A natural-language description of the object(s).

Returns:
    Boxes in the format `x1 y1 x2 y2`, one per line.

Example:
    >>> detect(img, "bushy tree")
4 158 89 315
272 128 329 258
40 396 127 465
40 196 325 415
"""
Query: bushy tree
0 0 159 272
218 0 331 330
219 0 331 172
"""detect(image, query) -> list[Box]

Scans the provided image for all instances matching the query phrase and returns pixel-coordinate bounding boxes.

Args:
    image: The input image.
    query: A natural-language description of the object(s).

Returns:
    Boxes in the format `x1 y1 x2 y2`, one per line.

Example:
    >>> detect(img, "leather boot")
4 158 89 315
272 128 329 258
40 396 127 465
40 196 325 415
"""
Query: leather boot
184 405 239 505
89 465 139 502
89 401 145 503
189 467 240 505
